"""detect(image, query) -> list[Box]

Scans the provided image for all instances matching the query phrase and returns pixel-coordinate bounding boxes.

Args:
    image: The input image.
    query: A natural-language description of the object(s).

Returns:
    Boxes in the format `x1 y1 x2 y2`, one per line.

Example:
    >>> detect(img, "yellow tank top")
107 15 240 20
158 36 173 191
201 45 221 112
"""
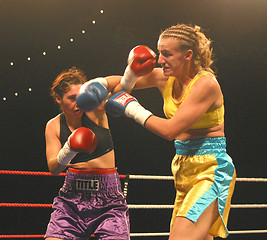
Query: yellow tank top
162 71 224 129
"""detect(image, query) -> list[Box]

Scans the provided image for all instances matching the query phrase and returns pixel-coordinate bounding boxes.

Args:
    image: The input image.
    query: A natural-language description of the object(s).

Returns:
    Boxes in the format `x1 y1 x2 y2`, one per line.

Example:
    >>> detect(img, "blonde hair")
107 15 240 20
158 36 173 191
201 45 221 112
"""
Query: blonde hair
160 24 215 74
51 67 87 100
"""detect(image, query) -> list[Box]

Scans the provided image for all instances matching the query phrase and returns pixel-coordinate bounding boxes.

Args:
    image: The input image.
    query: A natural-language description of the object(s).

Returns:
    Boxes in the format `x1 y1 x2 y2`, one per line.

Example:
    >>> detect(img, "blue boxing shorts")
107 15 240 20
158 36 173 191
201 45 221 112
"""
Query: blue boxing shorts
45 168 130 240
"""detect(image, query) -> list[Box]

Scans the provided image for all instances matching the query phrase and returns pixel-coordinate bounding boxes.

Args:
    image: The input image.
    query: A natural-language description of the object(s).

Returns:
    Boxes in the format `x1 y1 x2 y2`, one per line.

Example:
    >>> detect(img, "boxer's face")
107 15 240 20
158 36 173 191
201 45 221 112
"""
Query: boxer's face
57 84 83 118
157 37 191 77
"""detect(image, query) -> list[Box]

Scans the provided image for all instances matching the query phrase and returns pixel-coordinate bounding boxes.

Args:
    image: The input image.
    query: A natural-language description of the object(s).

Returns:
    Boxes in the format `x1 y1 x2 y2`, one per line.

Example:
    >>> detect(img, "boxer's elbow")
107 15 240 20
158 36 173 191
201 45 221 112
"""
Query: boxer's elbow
47 158 65 176
163 131 176 141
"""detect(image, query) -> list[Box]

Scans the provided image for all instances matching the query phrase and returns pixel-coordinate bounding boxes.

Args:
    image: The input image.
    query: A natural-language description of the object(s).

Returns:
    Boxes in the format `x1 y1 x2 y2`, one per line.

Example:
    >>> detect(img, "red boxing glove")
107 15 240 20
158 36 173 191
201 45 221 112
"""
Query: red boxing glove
128 45 157 76
121 45 157 91
69 127 97 154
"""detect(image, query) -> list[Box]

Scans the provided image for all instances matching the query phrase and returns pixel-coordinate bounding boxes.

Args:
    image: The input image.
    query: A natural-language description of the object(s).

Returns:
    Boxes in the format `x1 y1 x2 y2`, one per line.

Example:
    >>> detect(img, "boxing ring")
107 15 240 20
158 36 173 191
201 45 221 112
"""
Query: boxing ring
0 170 267 239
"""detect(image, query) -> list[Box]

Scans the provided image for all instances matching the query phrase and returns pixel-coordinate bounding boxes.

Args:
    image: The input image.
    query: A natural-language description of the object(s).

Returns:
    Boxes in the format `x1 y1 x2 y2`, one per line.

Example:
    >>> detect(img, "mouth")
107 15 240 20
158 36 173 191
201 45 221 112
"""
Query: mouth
162 67 170 73
161 66 172 76
162 65 169 70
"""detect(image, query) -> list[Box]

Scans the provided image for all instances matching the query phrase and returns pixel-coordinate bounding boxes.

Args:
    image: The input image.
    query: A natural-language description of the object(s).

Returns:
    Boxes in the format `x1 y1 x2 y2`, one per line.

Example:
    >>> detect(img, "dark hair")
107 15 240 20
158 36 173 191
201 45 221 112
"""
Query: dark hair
50 67 87 99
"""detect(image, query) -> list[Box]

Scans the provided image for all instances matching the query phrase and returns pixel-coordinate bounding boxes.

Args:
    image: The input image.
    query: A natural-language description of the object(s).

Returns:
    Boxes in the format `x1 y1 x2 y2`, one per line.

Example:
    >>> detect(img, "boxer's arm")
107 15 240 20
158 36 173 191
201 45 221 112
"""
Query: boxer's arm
45 118 97 176
120 45 157 92
76 78 109 112
68 127 97 153
87 45 160 97
106 75 222 141
105 91 153 126
105 45 158 95
45 118 67 175
79 45 162 104
56 127 97 166
144 76 222 140
76 76 126 112
105 75 123 93
111 68 166 95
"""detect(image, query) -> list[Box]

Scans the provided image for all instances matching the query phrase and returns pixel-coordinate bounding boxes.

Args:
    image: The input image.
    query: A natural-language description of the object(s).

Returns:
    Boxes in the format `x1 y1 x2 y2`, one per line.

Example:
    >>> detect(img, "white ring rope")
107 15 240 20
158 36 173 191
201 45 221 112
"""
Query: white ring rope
229 229 267 234
129 175 267 182
236 177 267 182
129 204 174 209
129 175 173 180
128 204 267 209
130 230 267 237
231 204 267 209
131 232 169 237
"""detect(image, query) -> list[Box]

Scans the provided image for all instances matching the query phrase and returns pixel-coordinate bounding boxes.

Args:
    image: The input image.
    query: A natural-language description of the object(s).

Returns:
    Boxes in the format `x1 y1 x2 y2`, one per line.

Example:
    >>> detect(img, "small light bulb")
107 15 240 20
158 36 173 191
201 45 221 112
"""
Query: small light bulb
15 92 18 96
10 62 14 66
27 57 31 61
29 88 32 92
3 97 7 101
43 51 46 56
57 45 61 50
100 10 104 14
92 20 96 24
82 30 86 34
70 38 74 42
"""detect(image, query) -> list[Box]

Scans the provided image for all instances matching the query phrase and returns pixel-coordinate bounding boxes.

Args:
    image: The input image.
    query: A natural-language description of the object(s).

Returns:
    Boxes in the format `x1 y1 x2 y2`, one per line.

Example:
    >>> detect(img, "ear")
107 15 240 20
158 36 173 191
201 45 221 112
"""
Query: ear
55 94 62 105
184 49 193 61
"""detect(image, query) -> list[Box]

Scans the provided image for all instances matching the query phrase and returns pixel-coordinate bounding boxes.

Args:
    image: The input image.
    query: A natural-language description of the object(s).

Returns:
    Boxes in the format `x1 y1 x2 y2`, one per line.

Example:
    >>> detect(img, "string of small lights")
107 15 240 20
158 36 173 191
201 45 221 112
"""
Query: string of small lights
2 9 105 102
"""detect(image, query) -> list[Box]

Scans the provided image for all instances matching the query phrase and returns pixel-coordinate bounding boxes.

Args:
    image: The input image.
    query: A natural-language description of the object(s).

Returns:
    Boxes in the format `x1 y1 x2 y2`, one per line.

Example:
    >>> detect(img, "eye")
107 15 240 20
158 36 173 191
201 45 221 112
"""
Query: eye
68 95 76 101
161 50 172 58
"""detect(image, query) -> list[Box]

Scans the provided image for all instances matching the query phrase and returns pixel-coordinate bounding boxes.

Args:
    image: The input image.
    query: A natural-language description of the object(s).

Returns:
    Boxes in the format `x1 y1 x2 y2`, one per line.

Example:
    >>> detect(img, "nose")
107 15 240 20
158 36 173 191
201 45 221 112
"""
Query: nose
75 102 80 110
157 54 165 65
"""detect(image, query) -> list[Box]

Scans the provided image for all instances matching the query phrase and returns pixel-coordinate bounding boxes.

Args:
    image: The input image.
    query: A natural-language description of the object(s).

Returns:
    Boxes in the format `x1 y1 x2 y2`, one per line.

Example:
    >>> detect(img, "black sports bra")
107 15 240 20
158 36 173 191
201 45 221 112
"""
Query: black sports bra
60 113 114 163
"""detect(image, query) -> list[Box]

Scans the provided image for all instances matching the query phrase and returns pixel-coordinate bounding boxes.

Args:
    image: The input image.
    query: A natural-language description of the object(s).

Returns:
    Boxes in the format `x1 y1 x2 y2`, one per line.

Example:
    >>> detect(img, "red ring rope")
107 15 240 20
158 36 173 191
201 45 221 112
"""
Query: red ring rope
0 235 45 239
0 170 126 178
0 203 52 208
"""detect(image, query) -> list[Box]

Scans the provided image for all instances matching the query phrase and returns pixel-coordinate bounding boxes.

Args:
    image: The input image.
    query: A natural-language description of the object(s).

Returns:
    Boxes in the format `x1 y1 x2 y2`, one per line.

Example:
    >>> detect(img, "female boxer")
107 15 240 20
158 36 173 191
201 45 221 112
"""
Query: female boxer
105 24 236 240
44 67 129 240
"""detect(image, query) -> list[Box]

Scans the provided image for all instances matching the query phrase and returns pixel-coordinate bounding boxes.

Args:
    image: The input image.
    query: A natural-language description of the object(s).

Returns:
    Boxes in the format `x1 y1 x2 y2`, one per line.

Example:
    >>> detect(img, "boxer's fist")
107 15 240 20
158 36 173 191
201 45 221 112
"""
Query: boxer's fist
105 91 136 117
121 45 156 91
57 127 97 166
128 45 157 76
105 91 153 126
76 78 108 112
69 127 97 154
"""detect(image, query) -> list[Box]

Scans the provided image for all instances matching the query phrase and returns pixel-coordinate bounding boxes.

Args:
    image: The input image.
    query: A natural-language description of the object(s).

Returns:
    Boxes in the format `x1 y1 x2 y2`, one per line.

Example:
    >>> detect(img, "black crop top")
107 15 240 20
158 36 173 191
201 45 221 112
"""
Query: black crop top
60 113 114 163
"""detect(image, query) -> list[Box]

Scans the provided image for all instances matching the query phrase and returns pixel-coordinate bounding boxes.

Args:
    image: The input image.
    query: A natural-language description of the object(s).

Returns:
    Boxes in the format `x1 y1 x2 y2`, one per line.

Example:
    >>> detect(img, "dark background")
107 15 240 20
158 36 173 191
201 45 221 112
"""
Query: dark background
0 0 266 239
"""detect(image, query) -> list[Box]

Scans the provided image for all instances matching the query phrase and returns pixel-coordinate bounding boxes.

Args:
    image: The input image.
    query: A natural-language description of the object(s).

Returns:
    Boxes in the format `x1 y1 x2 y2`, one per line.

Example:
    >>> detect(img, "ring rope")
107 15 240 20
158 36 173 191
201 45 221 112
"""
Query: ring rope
0 170 267 182
0 235 45 239
0 203 52 208
229 229 267 234
1 170 266 238
230 204 267 209
130 230 267 236
234 177 267 182
129 175 267 182
1 203 267 209
0 170 126 179
0 170 66 176
1 230 267 238
128 204 267 209
129 175 173 180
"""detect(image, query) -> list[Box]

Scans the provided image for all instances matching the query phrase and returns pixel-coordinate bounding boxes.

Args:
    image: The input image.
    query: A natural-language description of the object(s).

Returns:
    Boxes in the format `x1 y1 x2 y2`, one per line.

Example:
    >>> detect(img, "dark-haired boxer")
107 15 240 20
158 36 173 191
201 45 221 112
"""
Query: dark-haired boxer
47 47 156 240
44 67 130 240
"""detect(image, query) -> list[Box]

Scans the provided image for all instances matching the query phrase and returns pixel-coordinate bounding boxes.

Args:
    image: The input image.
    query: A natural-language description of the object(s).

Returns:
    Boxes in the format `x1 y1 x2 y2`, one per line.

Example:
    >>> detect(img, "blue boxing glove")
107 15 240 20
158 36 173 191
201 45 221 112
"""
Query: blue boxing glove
76 78 108 112
105 91 153 126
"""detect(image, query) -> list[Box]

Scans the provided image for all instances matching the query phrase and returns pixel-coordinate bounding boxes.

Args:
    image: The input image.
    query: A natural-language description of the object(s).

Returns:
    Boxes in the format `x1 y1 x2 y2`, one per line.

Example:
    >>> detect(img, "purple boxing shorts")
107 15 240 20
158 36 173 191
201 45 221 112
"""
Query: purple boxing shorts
45 168 130 240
